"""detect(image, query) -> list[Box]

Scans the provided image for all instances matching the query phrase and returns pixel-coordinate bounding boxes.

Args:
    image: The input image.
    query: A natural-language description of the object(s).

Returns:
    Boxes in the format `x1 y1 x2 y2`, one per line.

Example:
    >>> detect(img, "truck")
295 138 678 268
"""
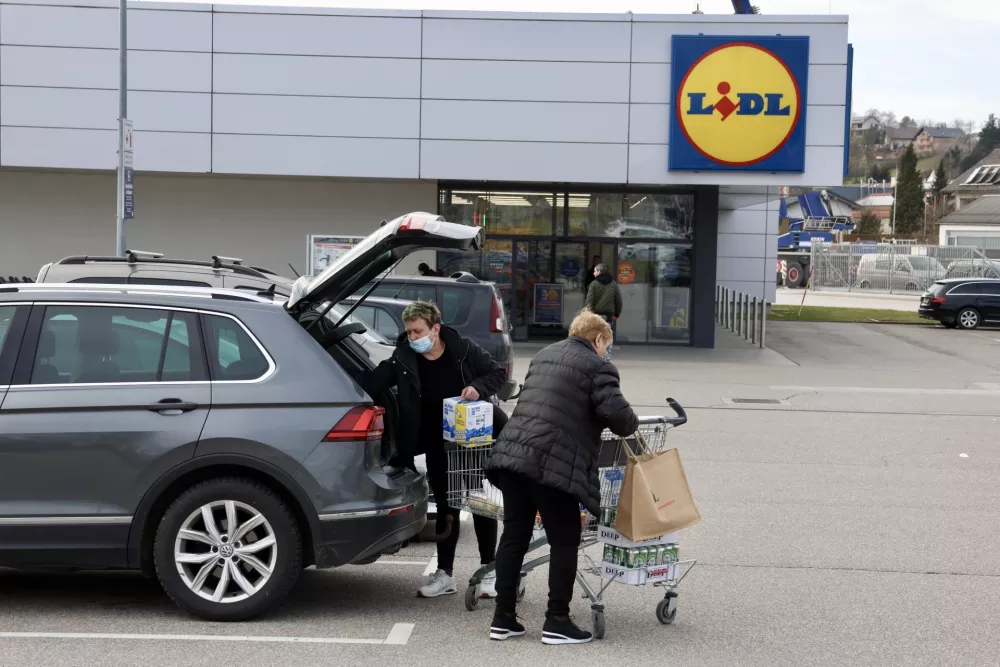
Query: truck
776 191 856 288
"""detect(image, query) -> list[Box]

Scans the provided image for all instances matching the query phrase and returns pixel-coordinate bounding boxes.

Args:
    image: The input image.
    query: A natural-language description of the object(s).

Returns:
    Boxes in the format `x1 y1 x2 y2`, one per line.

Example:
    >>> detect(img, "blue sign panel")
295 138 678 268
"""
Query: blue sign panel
532 283 564 325
123 167 134 220
668 35 810 173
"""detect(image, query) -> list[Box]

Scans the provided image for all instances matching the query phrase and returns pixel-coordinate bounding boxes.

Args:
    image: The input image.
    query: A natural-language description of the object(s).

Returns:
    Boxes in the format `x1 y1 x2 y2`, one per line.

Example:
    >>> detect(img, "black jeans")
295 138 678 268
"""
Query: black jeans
424 442 497 574
494 471 582 616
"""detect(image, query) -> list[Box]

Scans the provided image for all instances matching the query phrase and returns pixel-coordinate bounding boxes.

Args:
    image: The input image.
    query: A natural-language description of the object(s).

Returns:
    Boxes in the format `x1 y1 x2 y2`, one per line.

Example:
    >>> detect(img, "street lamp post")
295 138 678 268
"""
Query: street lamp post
115 0 131 256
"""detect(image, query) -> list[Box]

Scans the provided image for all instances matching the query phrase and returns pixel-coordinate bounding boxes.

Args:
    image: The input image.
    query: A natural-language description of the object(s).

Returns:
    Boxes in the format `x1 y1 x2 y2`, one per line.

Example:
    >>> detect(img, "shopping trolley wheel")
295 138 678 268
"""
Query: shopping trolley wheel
656 596 678 625
464 586 480 611
592 610 606 639
516 576 527 603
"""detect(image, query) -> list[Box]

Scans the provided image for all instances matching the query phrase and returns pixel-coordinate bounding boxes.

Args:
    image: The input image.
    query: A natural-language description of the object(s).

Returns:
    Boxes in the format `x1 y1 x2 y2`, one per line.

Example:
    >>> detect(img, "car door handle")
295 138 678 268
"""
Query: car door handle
146 399 199 414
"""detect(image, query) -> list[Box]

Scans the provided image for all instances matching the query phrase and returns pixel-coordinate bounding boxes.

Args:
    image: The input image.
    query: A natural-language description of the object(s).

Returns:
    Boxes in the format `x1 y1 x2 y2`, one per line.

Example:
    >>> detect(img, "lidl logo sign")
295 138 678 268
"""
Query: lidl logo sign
669 35 810 173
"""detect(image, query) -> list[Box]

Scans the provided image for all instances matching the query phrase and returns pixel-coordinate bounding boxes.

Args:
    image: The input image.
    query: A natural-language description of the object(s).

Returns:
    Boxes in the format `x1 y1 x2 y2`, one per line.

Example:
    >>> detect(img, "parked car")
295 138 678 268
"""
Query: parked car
856 254 947 291
919 278 1000 330
344 272 517 400
37 250 294 296
944 258 1000 280
0 212 482 620
34 250 396 363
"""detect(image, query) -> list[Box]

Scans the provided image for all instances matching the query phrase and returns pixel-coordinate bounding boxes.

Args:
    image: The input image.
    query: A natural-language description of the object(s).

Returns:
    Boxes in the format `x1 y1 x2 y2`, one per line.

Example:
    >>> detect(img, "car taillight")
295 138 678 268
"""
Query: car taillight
324 406 385 443
930 296 946 305
490 292 504 333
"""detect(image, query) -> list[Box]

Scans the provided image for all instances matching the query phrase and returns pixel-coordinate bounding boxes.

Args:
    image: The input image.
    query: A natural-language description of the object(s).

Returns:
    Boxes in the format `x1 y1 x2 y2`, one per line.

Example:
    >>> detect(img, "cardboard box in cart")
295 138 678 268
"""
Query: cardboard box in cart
443 398 493 445
598 523 679 586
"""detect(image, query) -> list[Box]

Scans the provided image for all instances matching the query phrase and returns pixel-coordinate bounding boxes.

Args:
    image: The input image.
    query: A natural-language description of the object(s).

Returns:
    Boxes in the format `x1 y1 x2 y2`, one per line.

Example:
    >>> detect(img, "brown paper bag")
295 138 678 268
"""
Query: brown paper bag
615 437 701 541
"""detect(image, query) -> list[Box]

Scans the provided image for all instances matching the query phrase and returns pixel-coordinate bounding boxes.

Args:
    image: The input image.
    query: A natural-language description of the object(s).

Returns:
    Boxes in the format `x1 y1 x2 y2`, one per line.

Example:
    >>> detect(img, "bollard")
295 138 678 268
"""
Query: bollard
760 300 768 349
744 294 750 340
724 288 730 330
751 297 757 344
715 285 721 323
732 291 737 333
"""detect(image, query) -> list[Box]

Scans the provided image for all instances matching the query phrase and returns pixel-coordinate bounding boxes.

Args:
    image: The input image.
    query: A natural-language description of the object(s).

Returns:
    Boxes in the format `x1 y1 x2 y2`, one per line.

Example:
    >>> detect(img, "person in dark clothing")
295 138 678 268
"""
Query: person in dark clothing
583 254 602 293
360 301 508 599
484 311 639 645
585 263 623 359
417 262 439 277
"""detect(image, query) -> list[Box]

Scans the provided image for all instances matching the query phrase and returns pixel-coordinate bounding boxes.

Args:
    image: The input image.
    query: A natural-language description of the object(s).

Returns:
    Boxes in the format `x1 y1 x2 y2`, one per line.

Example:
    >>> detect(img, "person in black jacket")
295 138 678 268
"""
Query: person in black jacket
484 311 638 645
360 301 508 600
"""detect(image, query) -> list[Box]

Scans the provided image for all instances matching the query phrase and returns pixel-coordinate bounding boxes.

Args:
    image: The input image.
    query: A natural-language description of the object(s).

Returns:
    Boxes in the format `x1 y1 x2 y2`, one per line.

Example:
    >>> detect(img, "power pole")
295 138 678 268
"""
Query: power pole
115 0 132 256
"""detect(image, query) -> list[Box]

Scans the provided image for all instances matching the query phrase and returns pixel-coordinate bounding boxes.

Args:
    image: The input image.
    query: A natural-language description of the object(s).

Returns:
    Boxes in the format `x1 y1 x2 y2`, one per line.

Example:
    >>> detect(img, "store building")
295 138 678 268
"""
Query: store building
0 0 851 347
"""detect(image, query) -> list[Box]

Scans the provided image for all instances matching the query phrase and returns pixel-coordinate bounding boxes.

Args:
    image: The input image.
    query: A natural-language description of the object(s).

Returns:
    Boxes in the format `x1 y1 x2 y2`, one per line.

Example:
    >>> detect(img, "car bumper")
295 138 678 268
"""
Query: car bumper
314 497 428 568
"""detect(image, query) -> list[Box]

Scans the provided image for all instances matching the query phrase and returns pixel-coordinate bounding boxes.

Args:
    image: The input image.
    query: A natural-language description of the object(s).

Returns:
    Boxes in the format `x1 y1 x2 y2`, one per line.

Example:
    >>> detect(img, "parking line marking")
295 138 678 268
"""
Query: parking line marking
0 624 415 646
423 554 438 576
370 560 427 566
771 385 1000 396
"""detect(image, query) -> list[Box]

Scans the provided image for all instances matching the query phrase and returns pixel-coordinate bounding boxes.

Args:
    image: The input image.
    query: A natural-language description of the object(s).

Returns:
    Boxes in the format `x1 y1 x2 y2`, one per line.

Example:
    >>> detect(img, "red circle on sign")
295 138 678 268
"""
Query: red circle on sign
618 263 636 284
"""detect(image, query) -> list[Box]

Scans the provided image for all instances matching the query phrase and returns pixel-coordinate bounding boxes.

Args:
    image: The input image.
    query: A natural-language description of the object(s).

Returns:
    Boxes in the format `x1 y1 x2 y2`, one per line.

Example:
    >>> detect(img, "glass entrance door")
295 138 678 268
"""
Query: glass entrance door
512 239 553 342
554 242 587 332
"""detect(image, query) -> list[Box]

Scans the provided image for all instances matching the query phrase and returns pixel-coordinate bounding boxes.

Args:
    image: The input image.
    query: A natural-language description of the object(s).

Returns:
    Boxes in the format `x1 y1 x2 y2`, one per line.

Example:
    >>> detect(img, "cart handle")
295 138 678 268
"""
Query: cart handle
635 398 687 428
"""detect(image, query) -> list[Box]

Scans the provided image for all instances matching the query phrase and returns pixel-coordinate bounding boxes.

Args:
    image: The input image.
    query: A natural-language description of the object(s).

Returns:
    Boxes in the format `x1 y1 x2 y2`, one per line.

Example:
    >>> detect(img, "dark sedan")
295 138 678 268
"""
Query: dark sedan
919 279 1000 330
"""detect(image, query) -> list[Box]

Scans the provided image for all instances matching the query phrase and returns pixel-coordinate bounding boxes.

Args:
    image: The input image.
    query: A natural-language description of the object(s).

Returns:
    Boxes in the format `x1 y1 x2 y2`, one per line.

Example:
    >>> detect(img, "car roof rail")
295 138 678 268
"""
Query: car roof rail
126 249 165 263
212 255 244 268
449 271 481 284
53 254 272 281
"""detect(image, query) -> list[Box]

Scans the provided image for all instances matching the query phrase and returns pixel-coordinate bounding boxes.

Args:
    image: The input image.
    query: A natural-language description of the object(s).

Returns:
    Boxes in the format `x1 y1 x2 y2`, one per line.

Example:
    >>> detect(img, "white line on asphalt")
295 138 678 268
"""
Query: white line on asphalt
0 623 416 646
423 554 438 576
771 385 1000 396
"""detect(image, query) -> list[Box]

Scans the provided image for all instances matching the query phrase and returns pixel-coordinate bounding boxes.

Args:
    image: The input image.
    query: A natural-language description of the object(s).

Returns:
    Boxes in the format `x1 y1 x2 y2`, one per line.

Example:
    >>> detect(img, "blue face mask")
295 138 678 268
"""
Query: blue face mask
409 335 433 354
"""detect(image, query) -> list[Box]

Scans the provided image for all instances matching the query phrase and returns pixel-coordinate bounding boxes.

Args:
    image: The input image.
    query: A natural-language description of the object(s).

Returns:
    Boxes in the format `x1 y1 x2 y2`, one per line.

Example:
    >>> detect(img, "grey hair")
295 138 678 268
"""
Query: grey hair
595 263 610 274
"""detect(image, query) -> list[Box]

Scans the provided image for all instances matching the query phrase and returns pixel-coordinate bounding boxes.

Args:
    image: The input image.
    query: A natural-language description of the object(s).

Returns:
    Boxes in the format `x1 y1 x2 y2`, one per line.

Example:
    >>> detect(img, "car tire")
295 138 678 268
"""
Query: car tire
784 262 804 288
956 308 981 330
858 280 872 289
153 477 302 622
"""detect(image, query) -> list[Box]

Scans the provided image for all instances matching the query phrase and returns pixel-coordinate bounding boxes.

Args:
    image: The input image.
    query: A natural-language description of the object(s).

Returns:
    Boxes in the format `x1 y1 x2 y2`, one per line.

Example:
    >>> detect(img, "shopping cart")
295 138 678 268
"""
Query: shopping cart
446 398 697 639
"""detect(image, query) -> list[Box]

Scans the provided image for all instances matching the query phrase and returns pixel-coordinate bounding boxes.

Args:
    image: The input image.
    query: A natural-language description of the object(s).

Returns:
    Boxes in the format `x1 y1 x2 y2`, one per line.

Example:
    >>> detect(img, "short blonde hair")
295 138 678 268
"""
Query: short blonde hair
401 300 442 328
569 310 612 345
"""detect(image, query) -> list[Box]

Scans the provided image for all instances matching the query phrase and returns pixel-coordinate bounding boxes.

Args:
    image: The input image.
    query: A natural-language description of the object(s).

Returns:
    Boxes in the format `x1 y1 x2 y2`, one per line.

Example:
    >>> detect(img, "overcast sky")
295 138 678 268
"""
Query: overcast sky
189 0 999 129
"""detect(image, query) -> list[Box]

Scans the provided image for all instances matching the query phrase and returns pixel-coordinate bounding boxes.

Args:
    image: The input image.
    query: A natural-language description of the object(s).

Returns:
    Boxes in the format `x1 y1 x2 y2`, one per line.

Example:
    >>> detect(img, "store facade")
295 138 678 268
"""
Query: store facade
0 1 851 348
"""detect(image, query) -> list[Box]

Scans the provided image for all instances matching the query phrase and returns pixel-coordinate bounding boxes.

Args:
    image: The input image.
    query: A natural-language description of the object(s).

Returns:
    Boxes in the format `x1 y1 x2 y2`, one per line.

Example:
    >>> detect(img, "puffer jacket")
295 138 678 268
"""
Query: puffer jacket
585 273 623 318
485 336 639 515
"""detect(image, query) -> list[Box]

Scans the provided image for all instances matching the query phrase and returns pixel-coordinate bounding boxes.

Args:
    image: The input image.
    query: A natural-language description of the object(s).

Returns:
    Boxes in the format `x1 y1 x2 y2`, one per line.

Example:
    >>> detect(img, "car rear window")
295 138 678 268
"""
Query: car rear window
440 286 475 325
928 282 948 295
203 315 271 381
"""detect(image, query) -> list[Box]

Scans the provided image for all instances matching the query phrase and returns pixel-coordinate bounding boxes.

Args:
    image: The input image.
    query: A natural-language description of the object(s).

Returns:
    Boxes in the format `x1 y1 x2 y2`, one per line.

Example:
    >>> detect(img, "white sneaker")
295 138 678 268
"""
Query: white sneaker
418 570 457 598
479 570 498 599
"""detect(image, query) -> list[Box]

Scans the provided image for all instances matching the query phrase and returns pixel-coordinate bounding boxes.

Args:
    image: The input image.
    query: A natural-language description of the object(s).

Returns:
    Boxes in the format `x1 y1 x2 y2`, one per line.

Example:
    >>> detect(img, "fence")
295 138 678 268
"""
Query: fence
808 243 991 294
715 286 768 348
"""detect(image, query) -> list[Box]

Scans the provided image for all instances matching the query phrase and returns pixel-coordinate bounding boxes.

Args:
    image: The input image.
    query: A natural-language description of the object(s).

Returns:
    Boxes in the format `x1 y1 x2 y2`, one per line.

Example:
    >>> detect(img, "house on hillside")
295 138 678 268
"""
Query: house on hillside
885 127 920 151
937 195 1000 249
914 127 965 157
851 114 883 135
942 148 1000 210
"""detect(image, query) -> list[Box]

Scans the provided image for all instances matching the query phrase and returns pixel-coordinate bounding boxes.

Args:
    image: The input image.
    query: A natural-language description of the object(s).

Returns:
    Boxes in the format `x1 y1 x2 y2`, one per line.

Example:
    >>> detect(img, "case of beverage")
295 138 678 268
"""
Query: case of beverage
443 398 493 445
600 543 679 585
597 506 678 547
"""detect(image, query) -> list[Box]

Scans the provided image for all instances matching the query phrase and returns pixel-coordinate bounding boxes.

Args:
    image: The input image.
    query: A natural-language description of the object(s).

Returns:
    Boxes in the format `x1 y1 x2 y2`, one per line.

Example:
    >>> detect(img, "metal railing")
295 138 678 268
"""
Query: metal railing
715 286 768 349
809 243 992 294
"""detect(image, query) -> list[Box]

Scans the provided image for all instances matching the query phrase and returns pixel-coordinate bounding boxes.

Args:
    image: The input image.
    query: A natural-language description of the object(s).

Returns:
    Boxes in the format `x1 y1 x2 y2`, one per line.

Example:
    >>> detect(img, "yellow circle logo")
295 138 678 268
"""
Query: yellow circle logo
676 42 801 167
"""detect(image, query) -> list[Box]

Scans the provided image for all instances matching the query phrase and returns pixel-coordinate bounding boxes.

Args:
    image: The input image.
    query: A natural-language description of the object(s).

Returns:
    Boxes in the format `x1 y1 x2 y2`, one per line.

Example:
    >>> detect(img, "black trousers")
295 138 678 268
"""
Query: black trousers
424 442 497 574
494 471 582 616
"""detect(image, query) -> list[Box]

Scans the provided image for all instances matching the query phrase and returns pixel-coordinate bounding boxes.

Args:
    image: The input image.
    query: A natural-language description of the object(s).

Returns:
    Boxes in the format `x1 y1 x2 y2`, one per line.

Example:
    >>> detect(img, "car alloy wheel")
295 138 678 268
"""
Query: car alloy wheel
174 500 277 603
958 308 980 330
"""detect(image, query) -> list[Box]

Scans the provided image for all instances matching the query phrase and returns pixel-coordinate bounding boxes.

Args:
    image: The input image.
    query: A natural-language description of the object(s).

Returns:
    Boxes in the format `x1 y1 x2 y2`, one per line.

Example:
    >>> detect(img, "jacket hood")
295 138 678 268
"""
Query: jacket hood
596 272 614 285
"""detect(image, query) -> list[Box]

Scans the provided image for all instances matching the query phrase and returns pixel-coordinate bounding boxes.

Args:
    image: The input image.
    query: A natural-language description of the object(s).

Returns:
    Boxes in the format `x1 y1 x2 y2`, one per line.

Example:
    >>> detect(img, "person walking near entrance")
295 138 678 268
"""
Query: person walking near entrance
359 301 508 599
585 263 622 357
484 311 638 644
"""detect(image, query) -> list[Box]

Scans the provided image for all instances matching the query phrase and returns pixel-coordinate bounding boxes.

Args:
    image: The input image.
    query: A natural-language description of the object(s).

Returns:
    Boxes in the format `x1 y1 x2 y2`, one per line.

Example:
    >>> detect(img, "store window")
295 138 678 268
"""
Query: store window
439 190 554 236
615 243 692 344
567 193 623 237
622 194 695 241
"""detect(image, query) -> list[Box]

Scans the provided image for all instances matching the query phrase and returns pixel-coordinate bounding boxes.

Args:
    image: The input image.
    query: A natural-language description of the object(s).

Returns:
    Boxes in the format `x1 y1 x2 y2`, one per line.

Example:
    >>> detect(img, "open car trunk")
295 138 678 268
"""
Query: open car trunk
289 212 482 468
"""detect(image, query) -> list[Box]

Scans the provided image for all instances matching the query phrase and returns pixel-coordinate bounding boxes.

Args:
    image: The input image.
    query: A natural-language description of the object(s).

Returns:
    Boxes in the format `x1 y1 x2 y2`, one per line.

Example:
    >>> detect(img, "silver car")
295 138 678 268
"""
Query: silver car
0 212 481 621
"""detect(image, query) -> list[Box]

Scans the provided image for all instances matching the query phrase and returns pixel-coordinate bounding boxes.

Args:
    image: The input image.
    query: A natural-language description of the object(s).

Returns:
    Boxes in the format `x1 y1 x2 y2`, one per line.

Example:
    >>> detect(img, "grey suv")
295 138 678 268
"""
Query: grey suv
0 213 483 621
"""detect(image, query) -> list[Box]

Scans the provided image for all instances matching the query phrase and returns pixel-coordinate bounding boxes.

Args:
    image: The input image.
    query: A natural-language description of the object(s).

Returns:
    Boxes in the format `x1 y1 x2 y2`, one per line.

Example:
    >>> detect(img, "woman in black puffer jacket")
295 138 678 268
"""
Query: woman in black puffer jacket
484 311 638 645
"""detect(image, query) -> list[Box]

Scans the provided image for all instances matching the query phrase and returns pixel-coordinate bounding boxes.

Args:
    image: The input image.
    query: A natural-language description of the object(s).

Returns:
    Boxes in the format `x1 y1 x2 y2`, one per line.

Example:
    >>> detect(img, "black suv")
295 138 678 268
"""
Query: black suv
343 273 517 399
919 278 1000 329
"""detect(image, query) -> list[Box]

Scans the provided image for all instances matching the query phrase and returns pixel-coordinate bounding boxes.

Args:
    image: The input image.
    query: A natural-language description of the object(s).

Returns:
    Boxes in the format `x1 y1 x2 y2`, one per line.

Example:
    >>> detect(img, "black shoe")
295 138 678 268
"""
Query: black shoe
490 611 526 641
541 615 593 645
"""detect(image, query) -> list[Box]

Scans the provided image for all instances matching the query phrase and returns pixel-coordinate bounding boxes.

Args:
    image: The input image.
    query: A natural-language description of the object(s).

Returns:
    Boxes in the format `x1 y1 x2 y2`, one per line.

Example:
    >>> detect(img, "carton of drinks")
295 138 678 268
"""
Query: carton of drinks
600 543 680 586
443 398 493 446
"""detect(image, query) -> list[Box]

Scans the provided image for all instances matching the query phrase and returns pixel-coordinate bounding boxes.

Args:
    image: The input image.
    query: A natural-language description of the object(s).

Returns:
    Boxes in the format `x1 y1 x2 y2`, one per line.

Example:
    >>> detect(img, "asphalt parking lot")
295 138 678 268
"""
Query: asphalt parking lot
2 321 998 667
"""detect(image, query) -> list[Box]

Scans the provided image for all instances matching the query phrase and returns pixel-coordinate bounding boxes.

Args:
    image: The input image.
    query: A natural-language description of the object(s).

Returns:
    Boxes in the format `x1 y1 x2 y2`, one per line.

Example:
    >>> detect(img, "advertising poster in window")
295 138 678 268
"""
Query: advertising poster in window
532 283 564 325
309 235 364 277
657 287 690 329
